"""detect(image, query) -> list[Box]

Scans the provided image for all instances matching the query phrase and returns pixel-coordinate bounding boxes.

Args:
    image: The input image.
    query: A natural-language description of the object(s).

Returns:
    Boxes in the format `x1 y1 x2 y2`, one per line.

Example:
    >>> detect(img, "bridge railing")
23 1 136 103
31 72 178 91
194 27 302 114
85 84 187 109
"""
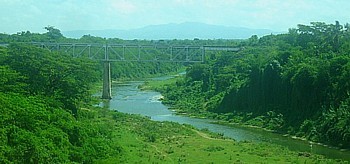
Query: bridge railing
4 42 241 63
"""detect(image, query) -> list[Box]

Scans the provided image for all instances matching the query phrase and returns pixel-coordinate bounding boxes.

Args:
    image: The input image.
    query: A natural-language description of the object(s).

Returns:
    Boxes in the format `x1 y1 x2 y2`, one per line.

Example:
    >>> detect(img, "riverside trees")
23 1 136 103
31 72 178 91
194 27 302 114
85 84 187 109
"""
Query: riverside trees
0 43 123 163
160 21 350 148
4 43 99 116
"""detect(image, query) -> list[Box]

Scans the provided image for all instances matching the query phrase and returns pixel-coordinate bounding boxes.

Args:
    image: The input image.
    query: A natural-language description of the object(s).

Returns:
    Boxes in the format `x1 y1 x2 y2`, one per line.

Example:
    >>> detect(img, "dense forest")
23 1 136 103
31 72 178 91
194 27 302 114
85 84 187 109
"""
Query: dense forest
0 43 108 162
158 21 350 148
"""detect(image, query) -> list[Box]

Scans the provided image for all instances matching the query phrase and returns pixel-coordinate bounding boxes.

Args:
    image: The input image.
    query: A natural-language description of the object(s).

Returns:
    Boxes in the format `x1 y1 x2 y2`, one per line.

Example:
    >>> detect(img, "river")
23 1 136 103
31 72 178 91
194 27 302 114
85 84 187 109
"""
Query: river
100 80 350 161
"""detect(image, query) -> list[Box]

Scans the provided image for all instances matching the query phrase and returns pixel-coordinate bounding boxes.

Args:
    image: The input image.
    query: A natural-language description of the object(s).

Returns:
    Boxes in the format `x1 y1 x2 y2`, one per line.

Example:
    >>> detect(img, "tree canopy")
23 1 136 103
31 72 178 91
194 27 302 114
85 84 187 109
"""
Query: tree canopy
160 21 350 148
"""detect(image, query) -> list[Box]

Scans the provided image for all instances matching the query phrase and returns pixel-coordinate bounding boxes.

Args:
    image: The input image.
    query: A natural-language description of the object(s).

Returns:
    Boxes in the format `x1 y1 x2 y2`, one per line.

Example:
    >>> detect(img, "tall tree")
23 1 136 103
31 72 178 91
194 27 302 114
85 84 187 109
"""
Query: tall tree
44 26 63 40
5 43 99 116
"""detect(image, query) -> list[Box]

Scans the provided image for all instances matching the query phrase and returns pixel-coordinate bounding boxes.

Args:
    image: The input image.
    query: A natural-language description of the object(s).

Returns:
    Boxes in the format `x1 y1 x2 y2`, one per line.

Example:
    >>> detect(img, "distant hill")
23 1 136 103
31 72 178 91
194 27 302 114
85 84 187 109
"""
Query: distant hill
62 22 275 40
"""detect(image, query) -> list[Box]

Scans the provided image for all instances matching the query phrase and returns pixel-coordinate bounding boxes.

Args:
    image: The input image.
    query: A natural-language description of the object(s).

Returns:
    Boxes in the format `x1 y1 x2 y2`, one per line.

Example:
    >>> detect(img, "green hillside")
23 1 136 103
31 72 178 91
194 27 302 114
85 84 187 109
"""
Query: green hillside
156 21 350 149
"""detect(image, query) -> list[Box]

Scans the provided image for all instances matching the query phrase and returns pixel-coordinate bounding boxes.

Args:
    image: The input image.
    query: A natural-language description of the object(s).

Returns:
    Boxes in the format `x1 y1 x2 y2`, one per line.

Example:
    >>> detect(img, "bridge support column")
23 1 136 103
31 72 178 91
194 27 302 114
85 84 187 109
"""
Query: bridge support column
102 61 112 99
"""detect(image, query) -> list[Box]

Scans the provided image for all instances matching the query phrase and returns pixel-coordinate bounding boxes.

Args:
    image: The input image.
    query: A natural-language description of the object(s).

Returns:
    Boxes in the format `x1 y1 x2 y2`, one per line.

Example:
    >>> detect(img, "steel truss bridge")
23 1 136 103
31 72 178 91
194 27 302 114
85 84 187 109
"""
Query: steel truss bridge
31 42 240 63
3 42 240 99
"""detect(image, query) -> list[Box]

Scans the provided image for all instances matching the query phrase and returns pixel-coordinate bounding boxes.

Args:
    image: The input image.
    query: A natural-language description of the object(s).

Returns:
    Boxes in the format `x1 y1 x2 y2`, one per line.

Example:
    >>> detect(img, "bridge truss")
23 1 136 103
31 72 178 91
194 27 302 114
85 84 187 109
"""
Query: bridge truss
31 43 240 62
19 42 240 99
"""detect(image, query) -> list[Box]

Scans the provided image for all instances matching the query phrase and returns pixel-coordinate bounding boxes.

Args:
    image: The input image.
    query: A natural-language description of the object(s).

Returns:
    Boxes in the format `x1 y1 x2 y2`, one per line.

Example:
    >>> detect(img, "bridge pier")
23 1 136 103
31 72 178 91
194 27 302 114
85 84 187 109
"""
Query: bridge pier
102 61 112 99
29 43 240 101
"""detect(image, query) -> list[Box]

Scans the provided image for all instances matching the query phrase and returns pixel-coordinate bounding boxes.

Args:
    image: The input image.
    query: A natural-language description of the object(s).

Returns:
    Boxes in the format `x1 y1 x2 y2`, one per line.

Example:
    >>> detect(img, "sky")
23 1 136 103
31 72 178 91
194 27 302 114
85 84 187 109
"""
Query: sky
0 0 349 34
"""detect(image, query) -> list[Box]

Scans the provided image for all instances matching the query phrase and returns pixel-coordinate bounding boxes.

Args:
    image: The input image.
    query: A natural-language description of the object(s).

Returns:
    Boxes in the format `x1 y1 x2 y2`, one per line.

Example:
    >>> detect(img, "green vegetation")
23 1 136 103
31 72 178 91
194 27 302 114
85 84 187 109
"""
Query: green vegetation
1 95 338 163
0 23 349 163
0 43 119 163
106 110 339 163
140 74 182 91
0 26 185 80
154 21 350 149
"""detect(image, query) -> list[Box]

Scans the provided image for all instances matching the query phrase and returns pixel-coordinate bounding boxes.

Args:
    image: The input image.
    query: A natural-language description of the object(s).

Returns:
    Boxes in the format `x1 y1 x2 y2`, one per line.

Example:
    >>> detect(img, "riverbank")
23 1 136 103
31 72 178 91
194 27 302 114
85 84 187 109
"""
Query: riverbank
94 106 340 163
212 120 350 151
171 103 350 155
140 77 350 162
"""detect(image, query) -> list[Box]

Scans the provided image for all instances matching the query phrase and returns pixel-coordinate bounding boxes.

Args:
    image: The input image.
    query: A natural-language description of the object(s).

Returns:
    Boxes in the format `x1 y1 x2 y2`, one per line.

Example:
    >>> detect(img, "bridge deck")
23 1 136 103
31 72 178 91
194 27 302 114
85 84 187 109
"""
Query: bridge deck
31 43 240 62
0 42 240 99
0 43 240 62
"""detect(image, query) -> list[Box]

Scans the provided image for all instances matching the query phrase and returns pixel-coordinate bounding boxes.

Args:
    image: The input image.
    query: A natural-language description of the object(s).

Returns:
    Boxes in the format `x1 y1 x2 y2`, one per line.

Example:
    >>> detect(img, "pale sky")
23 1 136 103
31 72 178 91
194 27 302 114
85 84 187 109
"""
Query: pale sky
0 0 349 34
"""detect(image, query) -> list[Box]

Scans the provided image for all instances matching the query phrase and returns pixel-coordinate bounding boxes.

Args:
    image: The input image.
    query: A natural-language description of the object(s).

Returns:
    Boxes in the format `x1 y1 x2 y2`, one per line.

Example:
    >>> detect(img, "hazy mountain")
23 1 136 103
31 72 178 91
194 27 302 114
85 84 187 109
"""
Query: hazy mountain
62 22 275 40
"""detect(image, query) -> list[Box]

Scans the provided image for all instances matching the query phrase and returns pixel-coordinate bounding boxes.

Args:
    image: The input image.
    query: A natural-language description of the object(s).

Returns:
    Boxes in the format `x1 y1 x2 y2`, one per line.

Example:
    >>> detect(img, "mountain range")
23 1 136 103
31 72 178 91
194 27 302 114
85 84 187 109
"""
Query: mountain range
62 22 275 40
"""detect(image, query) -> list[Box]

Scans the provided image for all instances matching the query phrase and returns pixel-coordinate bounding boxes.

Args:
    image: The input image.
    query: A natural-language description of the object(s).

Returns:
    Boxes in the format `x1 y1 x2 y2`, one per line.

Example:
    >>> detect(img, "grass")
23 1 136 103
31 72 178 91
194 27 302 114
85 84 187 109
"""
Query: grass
88 107 343 163
139 74 182 91
86 74 346 163
127 76 350 163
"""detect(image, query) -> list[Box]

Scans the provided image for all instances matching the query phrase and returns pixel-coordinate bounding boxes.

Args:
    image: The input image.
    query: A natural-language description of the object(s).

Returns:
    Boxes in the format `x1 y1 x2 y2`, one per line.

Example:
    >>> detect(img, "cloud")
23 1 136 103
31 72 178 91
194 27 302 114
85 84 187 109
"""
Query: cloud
0 0 349 34
109 0 138 14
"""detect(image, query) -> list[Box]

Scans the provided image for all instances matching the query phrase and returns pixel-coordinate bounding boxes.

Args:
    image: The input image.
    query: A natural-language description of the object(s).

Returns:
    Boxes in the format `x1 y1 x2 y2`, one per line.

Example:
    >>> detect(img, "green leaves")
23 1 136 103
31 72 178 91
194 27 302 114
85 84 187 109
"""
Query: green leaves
44 26 63 40
317 97 350 148
0 92 125 163
186 63 210 82
0 93 71 163
3 43 99 114
294 21 346 53
0 66 26 93
159 21 350 149
0 42 120 162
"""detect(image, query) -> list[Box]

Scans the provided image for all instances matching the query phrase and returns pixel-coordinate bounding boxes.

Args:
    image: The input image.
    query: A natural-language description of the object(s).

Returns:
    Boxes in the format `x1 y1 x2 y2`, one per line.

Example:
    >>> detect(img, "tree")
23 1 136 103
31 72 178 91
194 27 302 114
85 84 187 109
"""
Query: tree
248 35 259 46
0 66 26 93
5 43 99 116
44 26 63 40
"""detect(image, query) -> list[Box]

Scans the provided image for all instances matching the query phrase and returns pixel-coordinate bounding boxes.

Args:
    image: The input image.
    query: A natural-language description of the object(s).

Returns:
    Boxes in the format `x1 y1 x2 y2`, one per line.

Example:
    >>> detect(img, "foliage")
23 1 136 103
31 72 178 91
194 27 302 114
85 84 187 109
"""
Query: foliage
0 65 26 93
158 21 350 148
3 43 99 116
316 96 350 148
0 41 124 163
0 23 349 162
0 93 126 163
111 61 182 80
44 26 64 40
104 109 339 163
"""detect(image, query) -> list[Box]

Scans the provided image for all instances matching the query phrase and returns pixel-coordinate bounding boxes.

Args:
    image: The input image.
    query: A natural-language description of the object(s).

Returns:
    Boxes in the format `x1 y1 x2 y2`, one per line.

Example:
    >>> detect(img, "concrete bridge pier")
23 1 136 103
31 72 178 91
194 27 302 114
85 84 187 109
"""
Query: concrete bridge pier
102 61 112 99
